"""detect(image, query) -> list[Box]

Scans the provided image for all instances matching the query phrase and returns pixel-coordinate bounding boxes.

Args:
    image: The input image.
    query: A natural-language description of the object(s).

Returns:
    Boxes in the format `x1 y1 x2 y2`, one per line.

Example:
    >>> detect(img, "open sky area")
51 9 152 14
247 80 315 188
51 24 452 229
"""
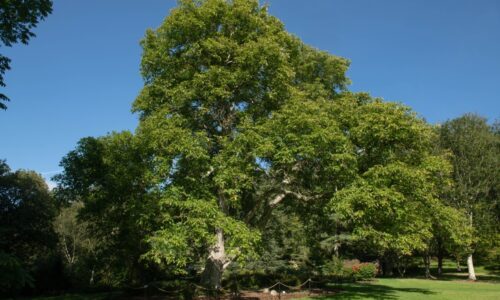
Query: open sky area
1 0 499 187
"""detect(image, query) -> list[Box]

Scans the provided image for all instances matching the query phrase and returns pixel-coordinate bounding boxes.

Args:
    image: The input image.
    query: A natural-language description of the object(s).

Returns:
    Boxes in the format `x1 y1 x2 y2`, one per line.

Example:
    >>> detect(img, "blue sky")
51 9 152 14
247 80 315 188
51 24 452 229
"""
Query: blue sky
1 0 499 187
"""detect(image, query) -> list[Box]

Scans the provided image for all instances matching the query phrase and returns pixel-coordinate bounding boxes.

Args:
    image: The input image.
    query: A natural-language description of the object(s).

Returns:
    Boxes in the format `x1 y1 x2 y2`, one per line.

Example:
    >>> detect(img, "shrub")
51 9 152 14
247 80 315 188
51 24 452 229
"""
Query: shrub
321 258 377 282
351 262 377 281
321 257 344 277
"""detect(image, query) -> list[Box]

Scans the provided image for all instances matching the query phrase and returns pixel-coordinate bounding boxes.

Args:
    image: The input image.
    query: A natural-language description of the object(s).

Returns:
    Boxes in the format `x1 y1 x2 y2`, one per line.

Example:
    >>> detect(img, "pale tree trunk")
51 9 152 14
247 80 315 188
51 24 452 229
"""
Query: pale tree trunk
456 257 462 272
333 243 340 258
467 254 476 281
201 229 230 290
466 211 476 281
89 268 95 285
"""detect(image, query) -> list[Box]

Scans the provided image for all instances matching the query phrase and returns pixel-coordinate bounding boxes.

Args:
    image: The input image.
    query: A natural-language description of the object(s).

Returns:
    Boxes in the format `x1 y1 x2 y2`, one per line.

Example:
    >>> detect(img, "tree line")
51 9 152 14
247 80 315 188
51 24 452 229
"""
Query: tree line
1 0 499 297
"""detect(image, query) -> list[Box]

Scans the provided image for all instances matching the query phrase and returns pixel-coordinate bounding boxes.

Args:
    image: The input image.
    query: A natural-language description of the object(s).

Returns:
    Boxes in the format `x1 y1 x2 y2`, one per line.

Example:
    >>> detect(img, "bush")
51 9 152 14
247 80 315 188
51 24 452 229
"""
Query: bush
320 258 376 282
351 262 377 281
321 257 345 277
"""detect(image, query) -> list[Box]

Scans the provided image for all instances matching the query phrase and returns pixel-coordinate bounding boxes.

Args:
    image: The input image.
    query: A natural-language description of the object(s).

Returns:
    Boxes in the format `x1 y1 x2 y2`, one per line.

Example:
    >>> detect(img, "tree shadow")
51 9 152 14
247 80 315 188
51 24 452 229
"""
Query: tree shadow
314 282 436 300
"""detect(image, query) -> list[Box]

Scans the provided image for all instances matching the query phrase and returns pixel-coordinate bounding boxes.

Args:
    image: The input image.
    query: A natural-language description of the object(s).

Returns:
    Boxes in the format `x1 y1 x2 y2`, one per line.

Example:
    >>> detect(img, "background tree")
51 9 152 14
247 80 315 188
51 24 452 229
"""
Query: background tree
439 113 500 280
54 132 159 286
326 97 466 277
0 0 52 109
54 201 98 287
0 160 57 294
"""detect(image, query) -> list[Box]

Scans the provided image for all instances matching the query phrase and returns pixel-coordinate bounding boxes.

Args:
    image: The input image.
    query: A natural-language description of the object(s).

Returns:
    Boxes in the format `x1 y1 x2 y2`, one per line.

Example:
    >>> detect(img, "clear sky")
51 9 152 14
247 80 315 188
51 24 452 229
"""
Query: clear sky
1 0 499 187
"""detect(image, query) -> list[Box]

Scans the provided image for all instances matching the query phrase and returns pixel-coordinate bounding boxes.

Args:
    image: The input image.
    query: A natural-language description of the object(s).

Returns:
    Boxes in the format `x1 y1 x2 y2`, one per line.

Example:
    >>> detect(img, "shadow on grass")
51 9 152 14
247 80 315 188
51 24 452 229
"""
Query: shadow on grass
314 282 436 300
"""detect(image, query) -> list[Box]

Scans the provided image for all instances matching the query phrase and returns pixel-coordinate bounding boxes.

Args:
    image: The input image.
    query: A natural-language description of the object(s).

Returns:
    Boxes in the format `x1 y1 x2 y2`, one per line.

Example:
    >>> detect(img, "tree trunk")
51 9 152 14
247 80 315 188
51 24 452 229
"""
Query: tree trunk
201 229 229 290
456 257 462 272
437 255 443 276
424 255 431 279
467 254 476 281
466 211 476 281
382 256 394 277
89 268 95 286
436 239 444 276
333 242 340 258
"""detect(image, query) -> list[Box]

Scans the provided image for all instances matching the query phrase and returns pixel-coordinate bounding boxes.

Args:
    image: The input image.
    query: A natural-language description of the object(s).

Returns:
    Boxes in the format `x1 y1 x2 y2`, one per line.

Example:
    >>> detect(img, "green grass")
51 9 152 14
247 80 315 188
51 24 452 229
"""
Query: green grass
301 278 500 300
299 259 500 300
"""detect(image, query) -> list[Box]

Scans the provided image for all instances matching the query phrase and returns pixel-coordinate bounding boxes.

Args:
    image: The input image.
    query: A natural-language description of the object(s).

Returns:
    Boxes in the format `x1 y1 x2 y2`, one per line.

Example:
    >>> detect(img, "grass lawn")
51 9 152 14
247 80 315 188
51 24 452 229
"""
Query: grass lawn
300 278 500 300
300 259 500 300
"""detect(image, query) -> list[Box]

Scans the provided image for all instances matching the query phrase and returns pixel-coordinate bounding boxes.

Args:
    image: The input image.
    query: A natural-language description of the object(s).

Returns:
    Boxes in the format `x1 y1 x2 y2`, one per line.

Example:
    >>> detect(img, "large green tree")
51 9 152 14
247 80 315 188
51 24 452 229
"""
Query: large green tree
0 0 53 109
439 114 500 280
133 0 350 289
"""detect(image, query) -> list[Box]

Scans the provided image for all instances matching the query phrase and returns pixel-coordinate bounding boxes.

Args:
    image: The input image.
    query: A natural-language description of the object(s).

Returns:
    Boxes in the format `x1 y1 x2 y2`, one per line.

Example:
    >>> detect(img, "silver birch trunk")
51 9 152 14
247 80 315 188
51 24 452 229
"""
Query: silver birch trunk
466 211 476 280
467 254 476 280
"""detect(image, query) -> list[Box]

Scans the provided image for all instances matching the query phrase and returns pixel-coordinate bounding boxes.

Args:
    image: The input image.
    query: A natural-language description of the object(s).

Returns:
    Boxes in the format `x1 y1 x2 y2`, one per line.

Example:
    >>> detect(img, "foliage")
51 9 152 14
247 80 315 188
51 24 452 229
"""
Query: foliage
0 251 33 294
0 0 53 109
351 262 378 281
327 100 450 259
0 160 57 294
321 257 345 277
439 114 499 210
53 202 98 287
321 258 377 282
54 132 160 286
438 114 499 279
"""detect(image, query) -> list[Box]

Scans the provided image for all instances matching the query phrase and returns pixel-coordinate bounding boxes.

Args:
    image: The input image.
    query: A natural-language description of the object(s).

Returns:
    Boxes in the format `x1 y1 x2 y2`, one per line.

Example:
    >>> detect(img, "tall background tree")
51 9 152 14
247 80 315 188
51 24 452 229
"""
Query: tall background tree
0 0 52 109
439 114 500 280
